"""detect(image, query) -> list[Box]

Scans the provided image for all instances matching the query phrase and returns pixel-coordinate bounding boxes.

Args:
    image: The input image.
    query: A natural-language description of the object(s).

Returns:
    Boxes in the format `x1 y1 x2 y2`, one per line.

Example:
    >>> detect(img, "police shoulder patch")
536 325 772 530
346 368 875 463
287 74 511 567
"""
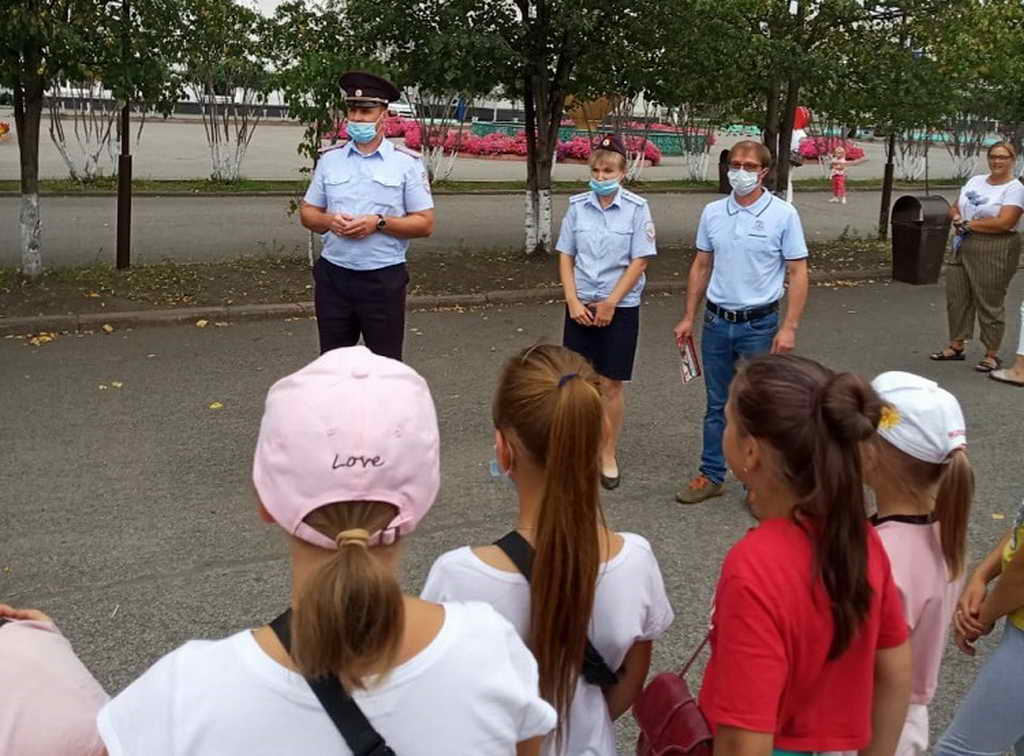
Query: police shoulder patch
620 188 646 206
394 144 422 159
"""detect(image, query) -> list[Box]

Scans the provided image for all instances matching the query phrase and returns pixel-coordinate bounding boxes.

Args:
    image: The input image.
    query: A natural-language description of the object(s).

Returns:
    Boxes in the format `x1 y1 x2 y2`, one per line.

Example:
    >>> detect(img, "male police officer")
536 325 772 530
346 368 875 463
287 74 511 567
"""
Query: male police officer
300 71 434 360
673 140 810 504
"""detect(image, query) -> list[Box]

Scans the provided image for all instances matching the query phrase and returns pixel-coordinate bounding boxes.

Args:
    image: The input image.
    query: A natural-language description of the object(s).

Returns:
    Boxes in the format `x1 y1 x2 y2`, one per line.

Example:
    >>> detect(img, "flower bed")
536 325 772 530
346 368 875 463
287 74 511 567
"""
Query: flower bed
404 122 662 165
798 136 865 160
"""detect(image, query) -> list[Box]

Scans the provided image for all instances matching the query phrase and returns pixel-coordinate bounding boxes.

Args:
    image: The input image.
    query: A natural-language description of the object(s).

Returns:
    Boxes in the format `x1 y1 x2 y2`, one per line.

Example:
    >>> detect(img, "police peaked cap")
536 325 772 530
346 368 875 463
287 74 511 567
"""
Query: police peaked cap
593 134 628 158
340 71 401 107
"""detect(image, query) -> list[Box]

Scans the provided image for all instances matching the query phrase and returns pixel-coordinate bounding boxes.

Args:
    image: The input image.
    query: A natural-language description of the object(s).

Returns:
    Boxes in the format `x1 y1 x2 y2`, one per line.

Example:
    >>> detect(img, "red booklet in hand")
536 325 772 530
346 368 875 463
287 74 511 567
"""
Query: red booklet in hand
679 336 701 384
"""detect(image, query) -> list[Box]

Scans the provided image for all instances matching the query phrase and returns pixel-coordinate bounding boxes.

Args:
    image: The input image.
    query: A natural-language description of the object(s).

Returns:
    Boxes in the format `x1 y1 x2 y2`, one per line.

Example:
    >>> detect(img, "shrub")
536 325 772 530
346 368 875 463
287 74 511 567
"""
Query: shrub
798 136 865 160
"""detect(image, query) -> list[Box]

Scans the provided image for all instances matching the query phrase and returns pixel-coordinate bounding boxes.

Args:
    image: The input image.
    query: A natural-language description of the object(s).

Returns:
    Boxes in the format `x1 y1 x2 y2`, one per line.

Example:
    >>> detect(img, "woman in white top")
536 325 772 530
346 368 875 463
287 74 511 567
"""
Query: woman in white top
97 346 556 756
931 141 1024 373
422 344 674 756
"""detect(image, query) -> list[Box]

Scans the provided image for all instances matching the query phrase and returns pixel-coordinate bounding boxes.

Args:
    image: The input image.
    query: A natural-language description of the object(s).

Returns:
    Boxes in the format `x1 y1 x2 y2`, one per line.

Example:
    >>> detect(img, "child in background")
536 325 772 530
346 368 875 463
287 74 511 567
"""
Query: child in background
866 371 973 756
97 346 555 756
557 134 658 490
828 146 865 204
0 604 108 755
700 354 911 756
423 344 674 756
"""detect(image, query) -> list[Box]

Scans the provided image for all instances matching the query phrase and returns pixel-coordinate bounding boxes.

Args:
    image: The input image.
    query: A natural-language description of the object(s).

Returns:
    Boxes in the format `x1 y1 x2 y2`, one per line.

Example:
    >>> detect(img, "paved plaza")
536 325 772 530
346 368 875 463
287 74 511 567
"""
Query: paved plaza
0 107 981 183
2 279 1023 746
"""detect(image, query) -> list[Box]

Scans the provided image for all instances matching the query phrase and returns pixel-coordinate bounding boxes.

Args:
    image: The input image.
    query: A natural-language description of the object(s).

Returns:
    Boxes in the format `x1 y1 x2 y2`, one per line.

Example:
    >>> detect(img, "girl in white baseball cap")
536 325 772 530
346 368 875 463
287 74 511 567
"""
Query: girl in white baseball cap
96 346 555 756
864 370 974 756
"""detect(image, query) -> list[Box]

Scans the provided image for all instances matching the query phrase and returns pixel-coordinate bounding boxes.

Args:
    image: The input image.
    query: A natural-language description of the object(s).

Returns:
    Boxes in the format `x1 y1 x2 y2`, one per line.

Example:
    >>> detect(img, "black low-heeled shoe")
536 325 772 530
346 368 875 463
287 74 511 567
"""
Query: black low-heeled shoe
600 473 620 491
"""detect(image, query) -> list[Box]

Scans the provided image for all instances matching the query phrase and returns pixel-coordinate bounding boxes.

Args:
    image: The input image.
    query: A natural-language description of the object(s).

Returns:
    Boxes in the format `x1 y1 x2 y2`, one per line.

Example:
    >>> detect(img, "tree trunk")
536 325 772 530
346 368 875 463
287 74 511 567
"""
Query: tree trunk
763 79 780 191
777 76 801 201
15 77 44 279
878 131 896 240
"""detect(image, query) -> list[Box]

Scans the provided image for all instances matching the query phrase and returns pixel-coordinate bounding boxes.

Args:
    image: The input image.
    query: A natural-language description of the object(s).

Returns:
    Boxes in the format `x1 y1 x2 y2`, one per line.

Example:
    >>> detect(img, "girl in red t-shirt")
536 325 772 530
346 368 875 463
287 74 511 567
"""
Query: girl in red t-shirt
699 354 912 756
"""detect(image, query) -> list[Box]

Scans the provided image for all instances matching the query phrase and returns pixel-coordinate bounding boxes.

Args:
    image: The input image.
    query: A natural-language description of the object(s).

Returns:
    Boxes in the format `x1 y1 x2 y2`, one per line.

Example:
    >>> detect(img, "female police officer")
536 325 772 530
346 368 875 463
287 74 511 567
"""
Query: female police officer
300 71 435 361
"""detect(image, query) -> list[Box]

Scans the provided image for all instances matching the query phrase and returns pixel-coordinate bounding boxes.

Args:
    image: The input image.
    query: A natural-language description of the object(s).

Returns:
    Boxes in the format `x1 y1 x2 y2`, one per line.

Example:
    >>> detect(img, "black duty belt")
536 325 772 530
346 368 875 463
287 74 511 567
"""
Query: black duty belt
706 300 779 323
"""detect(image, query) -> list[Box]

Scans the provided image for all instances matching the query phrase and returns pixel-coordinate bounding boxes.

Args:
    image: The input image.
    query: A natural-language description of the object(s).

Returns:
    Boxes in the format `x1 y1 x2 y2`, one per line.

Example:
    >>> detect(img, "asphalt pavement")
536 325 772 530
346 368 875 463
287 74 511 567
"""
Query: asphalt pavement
0 189 959 268
3 279 1024 745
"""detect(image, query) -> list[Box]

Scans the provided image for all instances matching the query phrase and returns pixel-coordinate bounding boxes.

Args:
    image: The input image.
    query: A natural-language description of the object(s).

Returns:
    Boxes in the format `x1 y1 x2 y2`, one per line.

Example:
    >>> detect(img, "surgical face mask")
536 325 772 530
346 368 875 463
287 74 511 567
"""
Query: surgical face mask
347 117 381 144
589 177 621 196
727 168 761 196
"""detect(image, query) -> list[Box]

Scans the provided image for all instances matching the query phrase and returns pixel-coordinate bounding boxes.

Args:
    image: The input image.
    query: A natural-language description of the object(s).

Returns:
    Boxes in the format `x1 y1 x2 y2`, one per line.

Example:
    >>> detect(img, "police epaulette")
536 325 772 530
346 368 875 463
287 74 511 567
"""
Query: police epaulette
394 144 422 159
569 192 590 203
318 141 346 154
620 188 646 205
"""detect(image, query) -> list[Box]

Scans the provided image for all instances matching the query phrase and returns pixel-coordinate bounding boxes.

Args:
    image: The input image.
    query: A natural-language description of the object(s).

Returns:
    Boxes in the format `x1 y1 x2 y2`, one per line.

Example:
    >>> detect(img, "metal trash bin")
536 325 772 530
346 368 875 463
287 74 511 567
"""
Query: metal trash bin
717 149 731 194
891 195 951 285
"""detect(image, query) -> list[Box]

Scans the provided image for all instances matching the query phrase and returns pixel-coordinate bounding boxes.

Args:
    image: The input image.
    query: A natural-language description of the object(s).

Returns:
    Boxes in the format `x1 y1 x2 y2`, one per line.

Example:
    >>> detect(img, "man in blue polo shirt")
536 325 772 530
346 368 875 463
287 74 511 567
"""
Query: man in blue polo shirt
300 71 435 361
673 140 809 504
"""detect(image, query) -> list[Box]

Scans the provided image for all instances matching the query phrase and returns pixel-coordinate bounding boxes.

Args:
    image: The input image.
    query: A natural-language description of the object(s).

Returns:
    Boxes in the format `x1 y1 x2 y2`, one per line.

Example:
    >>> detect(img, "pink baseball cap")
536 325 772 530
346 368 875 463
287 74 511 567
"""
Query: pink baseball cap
252 346 440 549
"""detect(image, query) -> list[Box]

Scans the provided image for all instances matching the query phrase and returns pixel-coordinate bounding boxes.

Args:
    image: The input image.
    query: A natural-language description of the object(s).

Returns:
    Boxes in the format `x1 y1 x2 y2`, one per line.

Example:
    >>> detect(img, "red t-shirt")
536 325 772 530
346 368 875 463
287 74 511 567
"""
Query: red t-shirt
698 517 909 752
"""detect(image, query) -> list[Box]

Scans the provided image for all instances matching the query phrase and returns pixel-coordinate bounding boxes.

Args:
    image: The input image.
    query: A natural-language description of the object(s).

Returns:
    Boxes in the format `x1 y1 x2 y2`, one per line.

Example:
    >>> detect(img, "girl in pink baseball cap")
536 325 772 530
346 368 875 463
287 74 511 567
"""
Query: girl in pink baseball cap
97 346 555 756
423 344 673 756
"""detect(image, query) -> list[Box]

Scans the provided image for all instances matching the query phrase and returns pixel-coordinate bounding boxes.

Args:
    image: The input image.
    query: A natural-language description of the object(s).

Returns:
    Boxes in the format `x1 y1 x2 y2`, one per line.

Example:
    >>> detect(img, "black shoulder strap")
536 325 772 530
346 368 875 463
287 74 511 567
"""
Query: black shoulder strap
494 531 619 688
270 611 395 756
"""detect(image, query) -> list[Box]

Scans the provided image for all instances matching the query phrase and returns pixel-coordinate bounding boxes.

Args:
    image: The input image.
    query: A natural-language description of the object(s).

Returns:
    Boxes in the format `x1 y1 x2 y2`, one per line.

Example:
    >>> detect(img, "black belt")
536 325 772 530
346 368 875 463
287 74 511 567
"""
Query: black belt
706 300 779 323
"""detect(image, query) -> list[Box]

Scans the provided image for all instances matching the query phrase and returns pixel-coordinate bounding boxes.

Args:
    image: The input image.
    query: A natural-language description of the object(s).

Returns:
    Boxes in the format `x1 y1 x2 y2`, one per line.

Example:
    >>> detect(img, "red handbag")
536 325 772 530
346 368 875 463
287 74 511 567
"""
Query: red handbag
632 633 712 756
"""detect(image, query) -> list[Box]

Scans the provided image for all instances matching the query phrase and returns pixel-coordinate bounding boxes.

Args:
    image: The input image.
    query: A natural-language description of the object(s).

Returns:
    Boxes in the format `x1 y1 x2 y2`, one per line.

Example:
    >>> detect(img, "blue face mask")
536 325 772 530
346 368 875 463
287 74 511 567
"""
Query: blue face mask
589 177 620 196
347 119 380 144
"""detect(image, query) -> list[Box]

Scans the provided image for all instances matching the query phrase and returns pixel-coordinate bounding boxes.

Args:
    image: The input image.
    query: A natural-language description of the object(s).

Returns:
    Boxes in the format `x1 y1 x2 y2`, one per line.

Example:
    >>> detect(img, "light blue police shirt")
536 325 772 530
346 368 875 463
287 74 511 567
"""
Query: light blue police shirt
695 190 808 310
303 139 434 271
555 188 657 308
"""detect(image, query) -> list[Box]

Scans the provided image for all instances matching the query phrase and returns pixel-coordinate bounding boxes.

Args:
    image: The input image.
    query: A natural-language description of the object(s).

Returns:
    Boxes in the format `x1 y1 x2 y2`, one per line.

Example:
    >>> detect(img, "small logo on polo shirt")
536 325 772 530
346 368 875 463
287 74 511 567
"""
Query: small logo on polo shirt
754 220 765 232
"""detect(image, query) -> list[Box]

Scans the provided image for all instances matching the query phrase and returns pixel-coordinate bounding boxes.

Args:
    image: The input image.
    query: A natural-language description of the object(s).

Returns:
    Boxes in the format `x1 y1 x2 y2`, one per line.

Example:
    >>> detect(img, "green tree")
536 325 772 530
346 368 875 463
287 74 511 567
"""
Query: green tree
176 0 273 182
1 1 102 277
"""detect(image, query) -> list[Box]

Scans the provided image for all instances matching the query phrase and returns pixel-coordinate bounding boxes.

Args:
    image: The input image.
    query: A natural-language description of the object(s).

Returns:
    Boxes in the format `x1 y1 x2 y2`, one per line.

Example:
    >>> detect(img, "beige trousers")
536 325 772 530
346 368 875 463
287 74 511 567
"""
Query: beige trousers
946 231 1022 351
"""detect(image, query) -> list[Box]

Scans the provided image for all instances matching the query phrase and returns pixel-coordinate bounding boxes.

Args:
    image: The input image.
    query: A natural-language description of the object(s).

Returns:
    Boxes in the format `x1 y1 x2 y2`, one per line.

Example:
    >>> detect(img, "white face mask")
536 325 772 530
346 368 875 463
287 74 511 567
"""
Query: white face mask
728 168 761 196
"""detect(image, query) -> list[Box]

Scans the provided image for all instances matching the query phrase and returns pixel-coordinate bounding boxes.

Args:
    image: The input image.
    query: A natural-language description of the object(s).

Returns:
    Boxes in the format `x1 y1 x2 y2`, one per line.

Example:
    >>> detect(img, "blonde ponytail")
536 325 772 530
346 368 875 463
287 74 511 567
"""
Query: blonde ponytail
291 501 403 689
934 449 973 580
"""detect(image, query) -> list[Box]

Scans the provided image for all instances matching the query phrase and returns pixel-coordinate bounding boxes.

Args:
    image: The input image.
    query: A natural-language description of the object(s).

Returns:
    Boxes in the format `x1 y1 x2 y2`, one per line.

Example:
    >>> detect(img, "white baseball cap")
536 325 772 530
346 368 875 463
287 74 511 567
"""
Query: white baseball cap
252 346 440 549
870 371 967 464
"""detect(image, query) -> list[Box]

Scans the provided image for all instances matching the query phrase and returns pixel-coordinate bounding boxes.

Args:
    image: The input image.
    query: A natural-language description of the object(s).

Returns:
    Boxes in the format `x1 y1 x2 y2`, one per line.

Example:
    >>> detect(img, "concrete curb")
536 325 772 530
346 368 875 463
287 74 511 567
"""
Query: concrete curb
0 267 891 337
0 186 962 199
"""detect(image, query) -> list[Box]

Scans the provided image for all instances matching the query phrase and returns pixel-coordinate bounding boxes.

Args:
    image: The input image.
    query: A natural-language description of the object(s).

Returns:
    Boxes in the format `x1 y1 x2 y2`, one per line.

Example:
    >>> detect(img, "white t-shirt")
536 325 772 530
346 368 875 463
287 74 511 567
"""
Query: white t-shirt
958 174 1024 229
97 601 556 756
422 533 675 756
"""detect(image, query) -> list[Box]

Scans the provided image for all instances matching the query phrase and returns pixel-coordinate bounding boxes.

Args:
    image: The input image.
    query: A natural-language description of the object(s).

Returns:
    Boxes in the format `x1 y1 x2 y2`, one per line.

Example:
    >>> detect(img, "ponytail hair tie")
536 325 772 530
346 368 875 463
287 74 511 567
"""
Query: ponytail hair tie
558 373 579 388
335 528 370 548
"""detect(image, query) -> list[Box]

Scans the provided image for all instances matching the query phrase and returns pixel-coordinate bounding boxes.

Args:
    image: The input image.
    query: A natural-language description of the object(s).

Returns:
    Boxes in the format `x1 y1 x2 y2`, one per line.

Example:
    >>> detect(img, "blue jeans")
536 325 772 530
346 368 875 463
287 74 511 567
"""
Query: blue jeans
699 307 778 484
934 622 1024 756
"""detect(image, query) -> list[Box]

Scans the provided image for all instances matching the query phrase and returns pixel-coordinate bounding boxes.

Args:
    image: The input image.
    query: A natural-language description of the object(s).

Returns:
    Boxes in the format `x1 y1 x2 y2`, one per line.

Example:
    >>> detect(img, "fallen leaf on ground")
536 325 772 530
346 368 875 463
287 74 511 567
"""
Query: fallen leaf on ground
195 319 209 328
209 401 224 410
992 513 1006 520
111 381 124 389
102 324 114 334
98 384 109 390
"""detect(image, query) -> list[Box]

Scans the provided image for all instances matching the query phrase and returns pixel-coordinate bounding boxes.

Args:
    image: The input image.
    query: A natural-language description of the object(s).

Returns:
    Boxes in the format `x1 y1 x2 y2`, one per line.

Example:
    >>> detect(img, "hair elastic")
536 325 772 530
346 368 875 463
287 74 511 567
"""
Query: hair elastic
335 528 371 548
558 373 579 388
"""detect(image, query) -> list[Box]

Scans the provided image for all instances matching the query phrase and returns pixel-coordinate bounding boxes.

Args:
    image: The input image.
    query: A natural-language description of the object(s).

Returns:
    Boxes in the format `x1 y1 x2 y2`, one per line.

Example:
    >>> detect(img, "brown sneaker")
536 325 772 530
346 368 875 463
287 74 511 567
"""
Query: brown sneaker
675 474 725 504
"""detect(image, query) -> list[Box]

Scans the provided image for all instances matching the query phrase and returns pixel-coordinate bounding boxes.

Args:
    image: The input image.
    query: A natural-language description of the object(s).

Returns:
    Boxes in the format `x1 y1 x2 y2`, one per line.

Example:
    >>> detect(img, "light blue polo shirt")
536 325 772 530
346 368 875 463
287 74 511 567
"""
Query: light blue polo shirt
555 188 657 308
696 190 808 310
303 139 434 271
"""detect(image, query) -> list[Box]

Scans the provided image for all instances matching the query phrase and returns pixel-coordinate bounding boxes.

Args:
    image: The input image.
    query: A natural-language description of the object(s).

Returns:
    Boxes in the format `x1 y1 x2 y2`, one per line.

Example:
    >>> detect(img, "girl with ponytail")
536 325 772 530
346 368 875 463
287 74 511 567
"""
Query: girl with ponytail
423 344 674 756
97 347 555 756
699 354 911 756
862 371 973 756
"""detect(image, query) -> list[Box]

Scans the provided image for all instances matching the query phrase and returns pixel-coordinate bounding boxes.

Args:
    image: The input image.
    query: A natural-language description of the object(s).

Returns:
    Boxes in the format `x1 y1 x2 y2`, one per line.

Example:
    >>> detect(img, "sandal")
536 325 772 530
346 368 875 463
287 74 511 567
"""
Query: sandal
990 368 1024 387
976 355 1002 373
929 346 965 361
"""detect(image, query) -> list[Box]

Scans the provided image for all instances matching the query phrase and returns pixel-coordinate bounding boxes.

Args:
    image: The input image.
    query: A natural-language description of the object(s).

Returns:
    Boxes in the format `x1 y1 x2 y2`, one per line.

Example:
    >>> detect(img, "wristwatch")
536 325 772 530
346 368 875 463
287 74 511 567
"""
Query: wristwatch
376 213 387 231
